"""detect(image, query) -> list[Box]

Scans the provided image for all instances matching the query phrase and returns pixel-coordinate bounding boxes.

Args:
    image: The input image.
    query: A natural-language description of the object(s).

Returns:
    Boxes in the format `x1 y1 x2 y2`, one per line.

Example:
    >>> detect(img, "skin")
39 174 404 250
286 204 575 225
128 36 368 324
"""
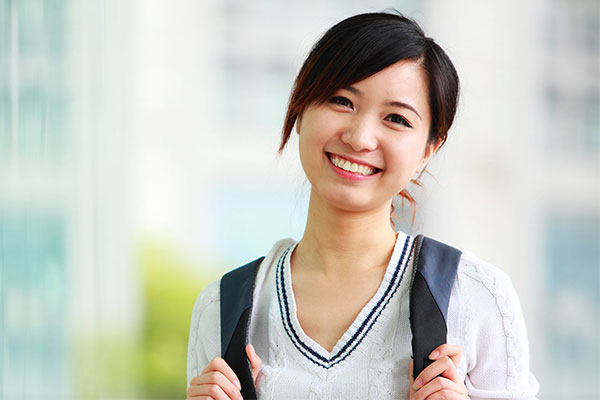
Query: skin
187 60 469 399
186 344 261 400
409 344 470 400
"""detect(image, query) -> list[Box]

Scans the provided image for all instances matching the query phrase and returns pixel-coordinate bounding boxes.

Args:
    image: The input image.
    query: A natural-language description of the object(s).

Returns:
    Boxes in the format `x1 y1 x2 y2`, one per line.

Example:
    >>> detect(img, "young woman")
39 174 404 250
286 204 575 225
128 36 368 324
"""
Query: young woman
186 12 539 400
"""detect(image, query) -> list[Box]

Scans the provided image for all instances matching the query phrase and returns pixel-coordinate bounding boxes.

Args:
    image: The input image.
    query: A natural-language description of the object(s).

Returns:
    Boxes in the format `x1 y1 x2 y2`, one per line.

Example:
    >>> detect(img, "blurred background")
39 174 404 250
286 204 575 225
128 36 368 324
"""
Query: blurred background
0 0 598 399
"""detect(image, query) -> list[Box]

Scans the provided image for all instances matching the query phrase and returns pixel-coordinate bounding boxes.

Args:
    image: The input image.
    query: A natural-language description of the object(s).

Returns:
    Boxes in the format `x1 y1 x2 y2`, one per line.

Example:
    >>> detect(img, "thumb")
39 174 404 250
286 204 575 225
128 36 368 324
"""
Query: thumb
245 344 262 382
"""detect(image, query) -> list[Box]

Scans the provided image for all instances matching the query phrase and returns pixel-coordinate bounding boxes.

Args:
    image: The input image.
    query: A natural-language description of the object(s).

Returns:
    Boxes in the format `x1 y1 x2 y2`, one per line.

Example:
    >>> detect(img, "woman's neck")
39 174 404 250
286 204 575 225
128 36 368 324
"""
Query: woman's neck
293 190 398 278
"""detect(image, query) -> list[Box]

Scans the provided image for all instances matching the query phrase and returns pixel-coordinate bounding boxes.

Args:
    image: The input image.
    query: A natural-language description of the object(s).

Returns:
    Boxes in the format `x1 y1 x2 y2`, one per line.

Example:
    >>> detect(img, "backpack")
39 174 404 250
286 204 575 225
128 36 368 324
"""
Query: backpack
219 235 461 399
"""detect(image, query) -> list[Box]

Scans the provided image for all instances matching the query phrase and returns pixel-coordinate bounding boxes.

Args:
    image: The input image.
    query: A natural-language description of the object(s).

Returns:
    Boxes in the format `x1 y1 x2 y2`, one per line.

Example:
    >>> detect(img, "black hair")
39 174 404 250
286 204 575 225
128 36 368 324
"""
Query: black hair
281 12 460 151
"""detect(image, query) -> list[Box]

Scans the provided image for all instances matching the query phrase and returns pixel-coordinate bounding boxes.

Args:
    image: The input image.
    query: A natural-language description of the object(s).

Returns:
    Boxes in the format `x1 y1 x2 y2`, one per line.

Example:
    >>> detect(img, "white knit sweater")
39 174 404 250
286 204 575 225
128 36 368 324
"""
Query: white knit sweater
187 232 540 399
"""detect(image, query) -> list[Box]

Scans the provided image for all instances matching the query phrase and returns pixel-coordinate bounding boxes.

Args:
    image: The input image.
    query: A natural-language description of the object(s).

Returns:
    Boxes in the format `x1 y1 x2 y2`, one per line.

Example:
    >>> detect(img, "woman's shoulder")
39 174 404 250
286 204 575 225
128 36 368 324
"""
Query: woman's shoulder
451 248 526 340
448 251 539 397
456 250 514 291
447 249 539 397
449 248 526 333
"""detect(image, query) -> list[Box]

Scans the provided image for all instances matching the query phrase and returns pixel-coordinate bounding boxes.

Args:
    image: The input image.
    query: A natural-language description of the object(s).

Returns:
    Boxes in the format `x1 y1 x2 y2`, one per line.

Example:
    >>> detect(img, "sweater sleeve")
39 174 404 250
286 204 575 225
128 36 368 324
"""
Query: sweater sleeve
186 279 221 387
457 254 540 400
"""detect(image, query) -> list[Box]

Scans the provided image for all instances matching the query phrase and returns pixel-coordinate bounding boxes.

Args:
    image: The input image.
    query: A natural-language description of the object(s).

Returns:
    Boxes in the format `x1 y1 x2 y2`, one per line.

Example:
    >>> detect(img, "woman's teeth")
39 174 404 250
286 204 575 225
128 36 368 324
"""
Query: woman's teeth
329 154 376 176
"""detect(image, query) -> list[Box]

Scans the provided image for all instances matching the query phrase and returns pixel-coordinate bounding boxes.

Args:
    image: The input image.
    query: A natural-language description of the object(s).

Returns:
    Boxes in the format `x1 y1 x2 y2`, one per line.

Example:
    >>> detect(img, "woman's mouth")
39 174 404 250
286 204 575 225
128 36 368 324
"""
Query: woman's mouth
327 153 380 176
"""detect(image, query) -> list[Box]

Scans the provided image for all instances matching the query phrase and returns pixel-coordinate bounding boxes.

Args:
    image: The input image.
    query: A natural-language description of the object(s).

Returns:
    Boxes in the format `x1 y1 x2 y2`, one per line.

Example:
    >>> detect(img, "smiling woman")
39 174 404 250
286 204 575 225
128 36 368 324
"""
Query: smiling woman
280 13 458 212
186 12 539 400
297 60 434 214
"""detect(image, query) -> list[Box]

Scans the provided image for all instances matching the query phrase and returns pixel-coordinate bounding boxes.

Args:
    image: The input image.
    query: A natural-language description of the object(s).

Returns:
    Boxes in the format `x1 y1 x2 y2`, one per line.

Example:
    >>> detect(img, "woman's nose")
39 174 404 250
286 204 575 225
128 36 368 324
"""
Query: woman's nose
340 117 378 152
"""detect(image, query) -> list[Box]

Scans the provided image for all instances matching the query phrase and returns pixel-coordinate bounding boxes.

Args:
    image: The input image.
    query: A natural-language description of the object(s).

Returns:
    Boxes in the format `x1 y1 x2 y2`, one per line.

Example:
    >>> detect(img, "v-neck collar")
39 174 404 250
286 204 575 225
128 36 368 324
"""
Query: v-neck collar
275 232 413 369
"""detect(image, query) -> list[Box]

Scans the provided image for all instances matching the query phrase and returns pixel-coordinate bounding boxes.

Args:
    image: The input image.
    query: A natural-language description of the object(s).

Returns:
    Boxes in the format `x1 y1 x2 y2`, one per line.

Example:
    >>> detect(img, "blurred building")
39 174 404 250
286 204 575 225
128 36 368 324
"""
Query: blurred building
1 1 72 397
0 0 139 398
537 0 598 397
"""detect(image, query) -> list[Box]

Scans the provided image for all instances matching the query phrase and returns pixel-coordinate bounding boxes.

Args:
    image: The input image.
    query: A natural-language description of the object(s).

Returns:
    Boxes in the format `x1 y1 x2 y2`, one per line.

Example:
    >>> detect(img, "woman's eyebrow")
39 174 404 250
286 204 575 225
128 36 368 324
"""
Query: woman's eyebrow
343 86 422 120
343 85 362 96
386 100 422 120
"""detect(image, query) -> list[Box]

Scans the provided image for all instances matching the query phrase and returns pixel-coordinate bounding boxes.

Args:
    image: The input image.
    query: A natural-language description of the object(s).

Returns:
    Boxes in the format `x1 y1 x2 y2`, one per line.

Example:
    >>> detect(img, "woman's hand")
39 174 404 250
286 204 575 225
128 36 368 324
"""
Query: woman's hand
186 344 262 400
409 344 469 400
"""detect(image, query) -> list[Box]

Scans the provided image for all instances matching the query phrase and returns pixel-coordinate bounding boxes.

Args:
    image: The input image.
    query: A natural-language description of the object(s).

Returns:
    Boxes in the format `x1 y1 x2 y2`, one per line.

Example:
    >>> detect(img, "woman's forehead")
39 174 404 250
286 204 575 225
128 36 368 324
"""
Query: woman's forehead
345 61 430 115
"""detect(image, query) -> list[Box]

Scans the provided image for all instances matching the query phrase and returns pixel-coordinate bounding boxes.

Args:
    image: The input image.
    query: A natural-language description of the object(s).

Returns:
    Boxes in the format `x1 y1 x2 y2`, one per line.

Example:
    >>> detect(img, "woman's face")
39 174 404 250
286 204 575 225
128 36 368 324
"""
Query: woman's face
297 59 434 214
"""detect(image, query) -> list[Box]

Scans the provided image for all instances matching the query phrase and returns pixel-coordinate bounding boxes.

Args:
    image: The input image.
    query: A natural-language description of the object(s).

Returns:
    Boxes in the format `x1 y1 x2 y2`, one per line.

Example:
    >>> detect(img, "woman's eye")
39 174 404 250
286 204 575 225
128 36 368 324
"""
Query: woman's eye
386 114 412 128
329 96 353 109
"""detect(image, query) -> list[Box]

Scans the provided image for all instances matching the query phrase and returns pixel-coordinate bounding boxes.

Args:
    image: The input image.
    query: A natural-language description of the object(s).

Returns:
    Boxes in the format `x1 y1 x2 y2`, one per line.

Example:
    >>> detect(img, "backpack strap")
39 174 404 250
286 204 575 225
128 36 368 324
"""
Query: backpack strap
410 234 461 379
220 256 264 400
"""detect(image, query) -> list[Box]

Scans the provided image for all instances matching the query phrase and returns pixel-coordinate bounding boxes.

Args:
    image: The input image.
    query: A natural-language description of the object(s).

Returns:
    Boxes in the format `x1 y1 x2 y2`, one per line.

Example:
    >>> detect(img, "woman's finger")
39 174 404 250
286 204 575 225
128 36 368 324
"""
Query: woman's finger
246 344 263 382
200 357 241 390
428 343 463 368
188 371 242 399
413 356 462 390
186 380 231 399
412 376 468 400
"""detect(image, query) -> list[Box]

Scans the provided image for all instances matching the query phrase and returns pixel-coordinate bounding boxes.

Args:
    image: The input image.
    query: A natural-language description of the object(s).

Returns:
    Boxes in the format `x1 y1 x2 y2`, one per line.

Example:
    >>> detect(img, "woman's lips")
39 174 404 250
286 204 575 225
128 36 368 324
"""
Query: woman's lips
326 153 382 181
327 153 379 176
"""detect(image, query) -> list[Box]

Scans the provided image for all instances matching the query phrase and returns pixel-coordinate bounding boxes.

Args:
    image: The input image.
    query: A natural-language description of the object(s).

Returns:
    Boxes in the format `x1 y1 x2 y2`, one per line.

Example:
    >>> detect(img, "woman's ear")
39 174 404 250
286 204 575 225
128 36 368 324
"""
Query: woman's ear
417 140 441 173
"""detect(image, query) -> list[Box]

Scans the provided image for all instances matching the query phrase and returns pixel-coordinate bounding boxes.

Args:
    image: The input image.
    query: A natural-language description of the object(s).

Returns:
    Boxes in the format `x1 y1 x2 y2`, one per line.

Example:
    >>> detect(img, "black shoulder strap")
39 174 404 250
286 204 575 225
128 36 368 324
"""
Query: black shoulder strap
410 234 461 379
220 256 263 400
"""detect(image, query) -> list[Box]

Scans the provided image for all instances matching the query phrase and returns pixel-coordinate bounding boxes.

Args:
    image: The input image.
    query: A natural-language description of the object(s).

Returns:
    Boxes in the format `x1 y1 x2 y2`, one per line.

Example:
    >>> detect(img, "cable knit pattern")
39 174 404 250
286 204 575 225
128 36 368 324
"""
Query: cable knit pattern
368 318 402 399
461 259 519 389
186 236 540 399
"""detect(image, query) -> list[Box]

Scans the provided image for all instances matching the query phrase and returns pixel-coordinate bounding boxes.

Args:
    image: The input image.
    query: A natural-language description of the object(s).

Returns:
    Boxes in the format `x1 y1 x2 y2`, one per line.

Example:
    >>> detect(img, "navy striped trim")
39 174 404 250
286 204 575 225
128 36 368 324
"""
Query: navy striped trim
276 236 412 369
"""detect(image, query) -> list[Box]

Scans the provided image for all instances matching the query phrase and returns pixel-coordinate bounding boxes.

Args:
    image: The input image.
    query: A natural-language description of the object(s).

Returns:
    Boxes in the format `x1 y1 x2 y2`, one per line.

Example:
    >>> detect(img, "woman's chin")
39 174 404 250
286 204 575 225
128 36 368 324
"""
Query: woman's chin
314 190 391 216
